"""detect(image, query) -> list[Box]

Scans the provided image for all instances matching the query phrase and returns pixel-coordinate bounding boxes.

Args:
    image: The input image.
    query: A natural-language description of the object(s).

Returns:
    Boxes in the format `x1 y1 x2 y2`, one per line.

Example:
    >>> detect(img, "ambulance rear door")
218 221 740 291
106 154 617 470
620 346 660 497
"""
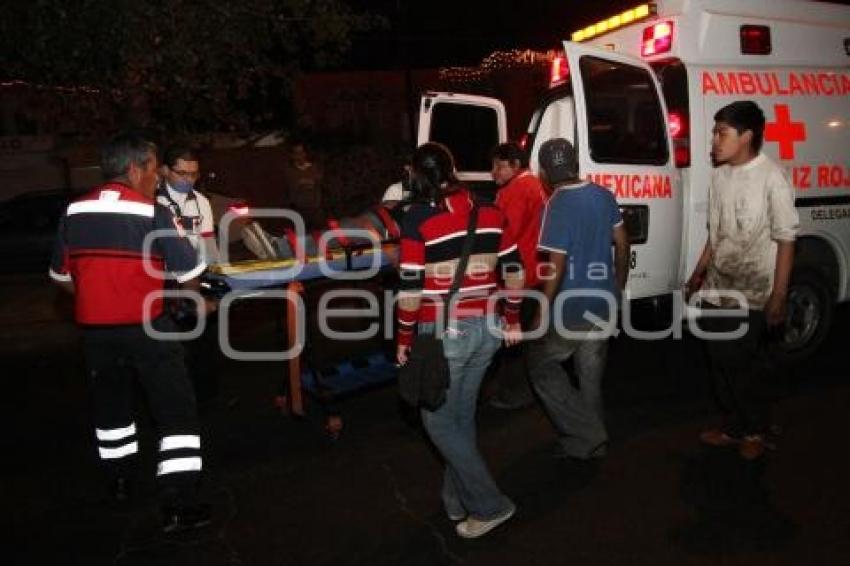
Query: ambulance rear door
417 92 507 200
558 41 683 300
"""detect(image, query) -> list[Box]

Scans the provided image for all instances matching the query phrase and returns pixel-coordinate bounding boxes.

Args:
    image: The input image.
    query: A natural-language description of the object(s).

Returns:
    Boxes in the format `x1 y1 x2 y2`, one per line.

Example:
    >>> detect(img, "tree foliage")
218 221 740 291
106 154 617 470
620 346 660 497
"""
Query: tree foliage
1 0 381 134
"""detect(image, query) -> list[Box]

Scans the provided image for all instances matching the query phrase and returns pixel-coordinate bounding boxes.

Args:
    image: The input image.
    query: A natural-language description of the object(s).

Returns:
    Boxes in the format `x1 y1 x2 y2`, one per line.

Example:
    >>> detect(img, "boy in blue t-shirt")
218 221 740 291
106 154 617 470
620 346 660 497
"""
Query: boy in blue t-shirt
529 137 630 459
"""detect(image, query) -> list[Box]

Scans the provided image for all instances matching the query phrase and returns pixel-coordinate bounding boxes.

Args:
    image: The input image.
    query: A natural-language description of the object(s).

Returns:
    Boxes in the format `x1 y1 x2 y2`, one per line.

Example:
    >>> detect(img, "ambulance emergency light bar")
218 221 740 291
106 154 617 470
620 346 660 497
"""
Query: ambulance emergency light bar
571 3 655 43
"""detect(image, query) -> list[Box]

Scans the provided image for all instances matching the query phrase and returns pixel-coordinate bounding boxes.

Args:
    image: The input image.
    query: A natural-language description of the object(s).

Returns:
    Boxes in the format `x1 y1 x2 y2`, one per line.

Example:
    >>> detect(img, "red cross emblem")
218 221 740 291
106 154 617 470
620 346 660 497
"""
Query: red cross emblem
764 104 806 161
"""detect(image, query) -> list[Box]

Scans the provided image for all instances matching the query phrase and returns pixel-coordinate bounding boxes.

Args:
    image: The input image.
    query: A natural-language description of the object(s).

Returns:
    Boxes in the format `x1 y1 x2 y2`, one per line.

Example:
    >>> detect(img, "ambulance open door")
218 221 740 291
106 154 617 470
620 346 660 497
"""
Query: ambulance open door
417 93 507 189
560 41 683 300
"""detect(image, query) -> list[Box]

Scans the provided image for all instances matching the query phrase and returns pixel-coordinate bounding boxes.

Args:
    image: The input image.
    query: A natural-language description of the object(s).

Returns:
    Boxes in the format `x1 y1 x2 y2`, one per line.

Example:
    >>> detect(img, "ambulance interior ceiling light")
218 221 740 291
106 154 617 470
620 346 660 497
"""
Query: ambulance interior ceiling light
571 3 655 42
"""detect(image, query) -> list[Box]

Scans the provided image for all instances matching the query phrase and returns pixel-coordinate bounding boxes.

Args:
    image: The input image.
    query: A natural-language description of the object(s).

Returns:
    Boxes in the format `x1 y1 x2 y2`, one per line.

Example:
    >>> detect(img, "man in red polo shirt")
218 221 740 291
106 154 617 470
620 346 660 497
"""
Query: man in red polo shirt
488 142 548 409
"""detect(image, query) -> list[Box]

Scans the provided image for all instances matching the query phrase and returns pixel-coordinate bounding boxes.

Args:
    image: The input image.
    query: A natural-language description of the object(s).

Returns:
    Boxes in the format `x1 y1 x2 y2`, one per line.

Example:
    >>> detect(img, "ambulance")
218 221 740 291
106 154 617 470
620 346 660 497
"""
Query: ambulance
417 0 850 360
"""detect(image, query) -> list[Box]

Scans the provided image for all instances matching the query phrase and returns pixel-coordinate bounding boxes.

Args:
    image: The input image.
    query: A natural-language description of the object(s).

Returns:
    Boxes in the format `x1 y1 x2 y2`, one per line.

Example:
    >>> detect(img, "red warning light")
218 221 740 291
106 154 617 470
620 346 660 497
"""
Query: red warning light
740 25 771 55
641 21 674 56
668 111 687 138
549 55 569 87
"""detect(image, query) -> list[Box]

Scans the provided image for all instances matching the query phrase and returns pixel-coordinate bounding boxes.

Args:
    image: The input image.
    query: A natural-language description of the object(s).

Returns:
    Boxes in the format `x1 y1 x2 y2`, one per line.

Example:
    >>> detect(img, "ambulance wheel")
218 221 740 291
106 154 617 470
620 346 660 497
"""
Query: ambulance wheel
773 269 833 363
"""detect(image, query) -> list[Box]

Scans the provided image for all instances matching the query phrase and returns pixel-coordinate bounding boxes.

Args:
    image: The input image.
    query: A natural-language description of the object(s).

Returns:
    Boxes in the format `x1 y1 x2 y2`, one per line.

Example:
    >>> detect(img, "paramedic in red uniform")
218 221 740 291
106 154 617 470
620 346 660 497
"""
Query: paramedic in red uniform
49 132 213 533
488 142 548 409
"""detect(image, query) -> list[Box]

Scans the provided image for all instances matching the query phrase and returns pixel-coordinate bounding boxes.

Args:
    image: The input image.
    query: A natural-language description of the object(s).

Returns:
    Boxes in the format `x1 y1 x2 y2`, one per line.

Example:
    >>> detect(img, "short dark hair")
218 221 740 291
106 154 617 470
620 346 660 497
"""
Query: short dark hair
713 101 766 152
491 142 526 166
100 132 157 180
163 144 200 169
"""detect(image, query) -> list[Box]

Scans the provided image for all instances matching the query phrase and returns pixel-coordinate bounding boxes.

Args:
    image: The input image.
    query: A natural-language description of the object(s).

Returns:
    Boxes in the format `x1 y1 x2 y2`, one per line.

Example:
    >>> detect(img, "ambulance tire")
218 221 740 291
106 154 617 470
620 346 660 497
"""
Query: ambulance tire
772 268 833 364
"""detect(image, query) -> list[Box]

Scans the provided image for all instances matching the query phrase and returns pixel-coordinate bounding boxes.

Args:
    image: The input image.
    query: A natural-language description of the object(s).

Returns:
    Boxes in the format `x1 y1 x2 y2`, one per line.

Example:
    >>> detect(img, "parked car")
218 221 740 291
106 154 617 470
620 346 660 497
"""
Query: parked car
0 188 80 274
0 184 263 275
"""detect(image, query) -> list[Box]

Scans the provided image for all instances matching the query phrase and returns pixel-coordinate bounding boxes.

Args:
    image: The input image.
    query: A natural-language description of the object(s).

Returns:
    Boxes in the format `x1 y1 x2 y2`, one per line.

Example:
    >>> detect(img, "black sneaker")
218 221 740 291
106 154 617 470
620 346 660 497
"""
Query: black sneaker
161 503 213 534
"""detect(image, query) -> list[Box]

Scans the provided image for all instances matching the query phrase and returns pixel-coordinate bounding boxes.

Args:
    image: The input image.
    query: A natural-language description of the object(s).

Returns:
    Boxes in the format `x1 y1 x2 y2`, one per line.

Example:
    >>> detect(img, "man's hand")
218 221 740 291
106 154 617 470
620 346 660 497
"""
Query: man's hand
686 242 713 301
767 240 794 328
764 291 788 328
202 297 219 316
502 322 523 347
396 344 411 366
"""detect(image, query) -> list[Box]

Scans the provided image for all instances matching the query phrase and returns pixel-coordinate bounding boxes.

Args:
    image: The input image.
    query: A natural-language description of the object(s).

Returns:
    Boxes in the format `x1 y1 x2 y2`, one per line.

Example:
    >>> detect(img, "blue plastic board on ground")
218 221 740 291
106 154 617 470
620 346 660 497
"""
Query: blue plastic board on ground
301 351 399 396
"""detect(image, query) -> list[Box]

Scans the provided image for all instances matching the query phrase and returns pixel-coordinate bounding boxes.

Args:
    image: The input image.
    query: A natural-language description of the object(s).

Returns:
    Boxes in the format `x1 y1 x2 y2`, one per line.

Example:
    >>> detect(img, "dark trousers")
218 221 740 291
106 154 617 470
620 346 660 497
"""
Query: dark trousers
179 314 221 403
487 298 537 405
82 316 202 505
699 305 770 436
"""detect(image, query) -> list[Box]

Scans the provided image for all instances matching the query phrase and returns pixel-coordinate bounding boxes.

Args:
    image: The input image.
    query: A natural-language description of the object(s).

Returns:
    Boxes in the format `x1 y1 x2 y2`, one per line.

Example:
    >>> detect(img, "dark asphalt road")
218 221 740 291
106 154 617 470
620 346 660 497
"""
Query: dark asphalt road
2 274 849 566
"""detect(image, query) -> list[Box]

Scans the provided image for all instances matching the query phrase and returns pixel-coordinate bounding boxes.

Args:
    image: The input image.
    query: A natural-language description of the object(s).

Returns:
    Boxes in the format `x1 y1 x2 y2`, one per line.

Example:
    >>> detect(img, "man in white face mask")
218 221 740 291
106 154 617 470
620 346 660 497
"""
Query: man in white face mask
158 144 221 404
158 145 219 265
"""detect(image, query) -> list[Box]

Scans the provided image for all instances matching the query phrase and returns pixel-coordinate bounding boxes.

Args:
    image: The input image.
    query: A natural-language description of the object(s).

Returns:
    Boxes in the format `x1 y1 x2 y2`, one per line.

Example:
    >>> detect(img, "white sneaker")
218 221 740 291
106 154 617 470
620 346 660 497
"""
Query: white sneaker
447 510 466 522
455 505 515 539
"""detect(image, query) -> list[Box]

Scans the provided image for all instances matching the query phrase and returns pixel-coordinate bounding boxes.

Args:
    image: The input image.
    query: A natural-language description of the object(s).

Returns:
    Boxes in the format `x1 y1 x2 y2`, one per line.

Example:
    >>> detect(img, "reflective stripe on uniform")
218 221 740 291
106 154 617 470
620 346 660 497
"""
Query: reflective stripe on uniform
49 268 72 282
159 435 201 451
157 456 203 476
68 200 154 218
96 423 137 441
98 441 139 460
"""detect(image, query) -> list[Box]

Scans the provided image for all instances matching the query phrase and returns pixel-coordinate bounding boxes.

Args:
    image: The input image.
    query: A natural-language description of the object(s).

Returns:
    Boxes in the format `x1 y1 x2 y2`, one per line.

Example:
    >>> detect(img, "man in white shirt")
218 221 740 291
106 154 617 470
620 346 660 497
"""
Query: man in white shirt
686 101 799 460
158 144 221 403
158 146 219 265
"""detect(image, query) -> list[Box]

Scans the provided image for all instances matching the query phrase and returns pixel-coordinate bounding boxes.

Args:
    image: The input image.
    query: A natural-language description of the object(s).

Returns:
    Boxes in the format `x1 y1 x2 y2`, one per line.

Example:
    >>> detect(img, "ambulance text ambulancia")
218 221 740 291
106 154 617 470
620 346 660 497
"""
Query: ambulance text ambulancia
417 0 850 360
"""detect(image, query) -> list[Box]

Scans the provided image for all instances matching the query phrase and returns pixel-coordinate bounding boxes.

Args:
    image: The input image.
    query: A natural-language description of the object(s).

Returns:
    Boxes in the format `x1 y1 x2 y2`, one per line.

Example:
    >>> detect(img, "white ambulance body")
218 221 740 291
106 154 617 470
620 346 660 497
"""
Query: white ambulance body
418 0 850 359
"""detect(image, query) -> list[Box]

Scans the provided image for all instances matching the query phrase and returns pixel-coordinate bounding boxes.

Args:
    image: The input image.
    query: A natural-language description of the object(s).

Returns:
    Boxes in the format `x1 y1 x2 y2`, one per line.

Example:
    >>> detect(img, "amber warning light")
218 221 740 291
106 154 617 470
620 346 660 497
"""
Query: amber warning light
571 3 655 42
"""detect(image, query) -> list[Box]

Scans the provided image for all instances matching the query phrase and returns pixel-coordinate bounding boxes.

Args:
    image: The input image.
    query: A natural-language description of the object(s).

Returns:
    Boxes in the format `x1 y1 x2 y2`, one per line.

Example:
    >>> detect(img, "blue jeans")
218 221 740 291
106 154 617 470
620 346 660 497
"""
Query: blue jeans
419 315 514 520
527 327 609 458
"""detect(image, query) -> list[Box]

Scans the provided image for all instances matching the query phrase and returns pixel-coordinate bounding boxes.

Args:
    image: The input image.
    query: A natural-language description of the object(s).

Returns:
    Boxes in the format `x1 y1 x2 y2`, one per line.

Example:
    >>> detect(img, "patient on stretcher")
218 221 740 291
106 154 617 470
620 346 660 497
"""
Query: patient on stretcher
239 202 408 261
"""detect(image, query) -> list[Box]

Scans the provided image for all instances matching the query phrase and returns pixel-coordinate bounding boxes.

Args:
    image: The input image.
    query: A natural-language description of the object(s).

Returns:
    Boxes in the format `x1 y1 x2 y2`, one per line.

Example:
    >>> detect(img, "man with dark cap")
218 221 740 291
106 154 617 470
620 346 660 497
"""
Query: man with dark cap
529 138 630 460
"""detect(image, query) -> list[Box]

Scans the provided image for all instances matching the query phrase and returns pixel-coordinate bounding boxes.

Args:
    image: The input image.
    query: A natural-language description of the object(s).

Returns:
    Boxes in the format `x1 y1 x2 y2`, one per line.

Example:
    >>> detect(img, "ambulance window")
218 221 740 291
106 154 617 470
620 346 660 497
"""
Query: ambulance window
579 56 668 165
429 103 500 173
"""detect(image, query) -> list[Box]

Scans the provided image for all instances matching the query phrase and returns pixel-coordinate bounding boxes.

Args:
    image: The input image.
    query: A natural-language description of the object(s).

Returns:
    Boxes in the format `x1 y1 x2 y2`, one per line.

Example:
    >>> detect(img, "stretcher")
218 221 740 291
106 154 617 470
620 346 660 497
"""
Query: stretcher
204 242 399 437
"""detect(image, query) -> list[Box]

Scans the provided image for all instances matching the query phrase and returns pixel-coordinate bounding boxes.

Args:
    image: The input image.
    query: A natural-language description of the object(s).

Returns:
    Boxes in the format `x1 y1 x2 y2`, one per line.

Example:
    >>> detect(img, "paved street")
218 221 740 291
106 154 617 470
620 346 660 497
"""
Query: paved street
2 273 849 566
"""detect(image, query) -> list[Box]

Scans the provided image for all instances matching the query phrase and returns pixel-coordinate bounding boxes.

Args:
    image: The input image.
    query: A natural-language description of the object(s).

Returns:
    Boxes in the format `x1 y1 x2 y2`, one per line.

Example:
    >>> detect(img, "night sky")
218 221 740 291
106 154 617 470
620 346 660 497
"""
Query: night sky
348 0 639 69
348 0 850 70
